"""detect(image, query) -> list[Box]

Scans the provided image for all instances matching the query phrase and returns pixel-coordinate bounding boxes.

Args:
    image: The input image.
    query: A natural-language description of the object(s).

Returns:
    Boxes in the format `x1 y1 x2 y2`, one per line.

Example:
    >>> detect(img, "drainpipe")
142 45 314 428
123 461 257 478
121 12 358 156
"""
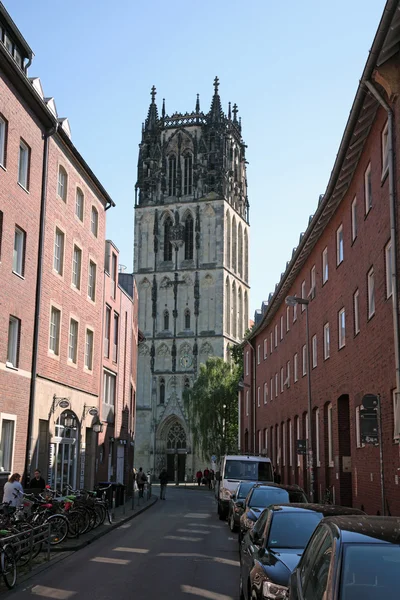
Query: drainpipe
24 124 58 486
245 340 256 453
364 81 400 437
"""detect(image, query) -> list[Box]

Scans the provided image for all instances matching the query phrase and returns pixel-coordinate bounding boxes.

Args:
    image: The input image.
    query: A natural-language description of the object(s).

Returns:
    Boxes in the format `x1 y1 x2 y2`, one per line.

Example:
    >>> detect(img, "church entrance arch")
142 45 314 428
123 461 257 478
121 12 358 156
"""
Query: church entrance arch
166 422 187 482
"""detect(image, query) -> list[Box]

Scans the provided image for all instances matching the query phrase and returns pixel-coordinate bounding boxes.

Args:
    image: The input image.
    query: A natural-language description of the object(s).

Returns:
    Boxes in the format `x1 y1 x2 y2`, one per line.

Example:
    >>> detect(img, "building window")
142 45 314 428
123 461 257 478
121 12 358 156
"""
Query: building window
53 228 64 275
91 206 98 237
168 155 176 196
68 319 78 364
264 428 268 454
327 403 333 466
163 310 169 331
286 360 290 388
7 316 20 367
382 121 389 176
294 353 298 382
159 378 165 405
264 382 268 404
393 390 398 440
85 329 94 370
257 387 260 407
339 308 346 348
310 265 316 298
293 303 297 322
163 216 173 262
385 241 393 298
245 351 249 376
280 316 284 340
289 420 293 467
113 313 119 362
75 188 84 221
367 267 375 318
270 377 273 400
355 406 364 449
13 226 25 276
57 166 67 201
312 334 317 368
0 416 15 472
0 115 7 167
301 280 306 311
275 373 278 398
104 306 111 358
274 324 278 347
263 338 267 359
280 367 284 393
296 418 301 467
184 214 194 260
4 33 13 54
257 344 260 365
351 196 357 242
315 408 321 467
88 260 97 301
72 245 82 289
302 344 307 376
322 247 328 284
111 253 117 299
323 323 330 359
103 370 116 408
184 309 191 330
18 139 30 189
184 154 193 195
246 391 249 416
49 306 61 355
270 332 273 352
353 289 360 335
364 163 372 214
336 224 344 265
286 306 290 332
14 49 22 68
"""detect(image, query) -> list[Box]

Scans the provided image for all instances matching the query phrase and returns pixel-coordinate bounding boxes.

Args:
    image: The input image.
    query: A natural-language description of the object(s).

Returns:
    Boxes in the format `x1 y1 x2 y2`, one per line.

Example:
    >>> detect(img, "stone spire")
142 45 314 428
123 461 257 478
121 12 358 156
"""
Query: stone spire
145 85 159 130
209 76 224 123
195 93 200 113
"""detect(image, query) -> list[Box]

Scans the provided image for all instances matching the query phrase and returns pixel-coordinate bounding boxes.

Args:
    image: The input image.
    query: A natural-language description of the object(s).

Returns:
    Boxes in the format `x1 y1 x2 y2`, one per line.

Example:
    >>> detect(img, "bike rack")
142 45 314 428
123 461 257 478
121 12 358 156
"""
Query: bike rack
0 523 51 571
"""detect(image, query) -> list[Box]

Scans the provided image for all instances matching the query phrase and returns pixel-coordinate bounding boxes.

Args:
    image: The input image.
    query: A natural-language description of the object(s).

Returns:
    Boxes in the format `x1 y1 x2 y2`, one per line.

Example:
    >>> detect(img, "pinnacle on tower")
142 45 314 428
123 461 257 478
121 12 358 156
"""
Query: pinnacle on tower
209 75 223 123
162 98 166 118
195 93 200 113
232 103 238 123
145 84 159 130
228 102 232 120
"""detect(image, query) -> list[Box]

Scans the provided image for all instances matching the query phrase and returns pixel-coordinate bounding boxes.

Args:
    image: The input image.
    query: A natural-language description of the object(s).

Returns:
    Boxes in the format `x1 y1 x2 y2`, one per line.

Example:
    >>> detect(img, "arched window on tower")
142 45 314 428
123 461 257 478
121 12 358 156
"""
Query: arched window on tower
163 310 170 331
184 214 194 260
184 377 190 390
159 378 165 405
164 216 173 261
168 155 176 196
184 308 191 330
183 154 193 195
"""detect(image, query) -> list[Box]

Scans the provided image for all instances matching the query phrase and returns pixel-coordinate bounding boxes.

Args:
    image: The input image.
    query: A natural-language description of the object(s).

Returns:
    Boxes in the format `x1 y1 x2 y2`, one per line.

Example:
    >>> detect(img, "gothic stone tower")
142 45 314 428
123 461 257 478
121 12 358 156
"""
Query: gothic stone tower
134 78 250 481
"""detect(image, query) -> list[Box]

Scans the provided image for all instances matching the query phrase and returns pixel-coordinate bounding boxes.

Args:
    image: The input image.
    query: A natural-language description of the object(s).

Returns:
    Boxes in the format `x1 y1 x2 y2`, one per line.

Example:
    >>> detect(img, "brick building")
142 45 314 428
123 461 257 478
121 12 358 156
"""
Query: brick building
241 0 400 516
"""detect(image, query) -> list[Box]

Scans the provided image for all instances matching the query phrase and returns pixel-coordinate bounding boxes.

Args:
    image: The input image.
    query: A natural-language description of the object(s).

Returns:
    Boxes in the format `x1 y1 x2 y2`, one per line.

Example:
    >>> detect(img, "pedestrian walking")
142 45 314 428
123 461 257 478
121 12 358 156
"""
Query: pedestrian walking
3 473 23 507
196 470 203 486
159 468 168 500
29 469 46 493
137 467 147 498
209 469 215 490
204 467 210 488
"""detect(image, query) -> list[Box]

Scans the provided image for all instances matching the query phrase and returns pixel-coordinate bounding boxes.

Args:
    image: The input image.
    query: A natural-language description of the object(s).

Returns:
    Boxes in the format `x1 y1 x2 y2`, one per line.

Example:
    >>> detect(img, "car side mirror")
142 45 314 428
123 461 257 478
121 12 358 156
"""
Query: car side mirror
236 500 244 509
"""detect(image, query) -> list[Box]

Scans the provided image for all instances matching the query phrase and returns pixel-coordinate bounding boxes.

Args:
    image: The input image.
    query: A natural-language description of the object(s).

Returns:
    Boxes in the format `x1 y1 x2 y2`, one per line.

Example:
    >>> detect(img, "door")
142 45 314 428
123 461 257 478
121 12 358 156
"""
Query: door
116 445 125 484
178 454 186 481
167 454 174 481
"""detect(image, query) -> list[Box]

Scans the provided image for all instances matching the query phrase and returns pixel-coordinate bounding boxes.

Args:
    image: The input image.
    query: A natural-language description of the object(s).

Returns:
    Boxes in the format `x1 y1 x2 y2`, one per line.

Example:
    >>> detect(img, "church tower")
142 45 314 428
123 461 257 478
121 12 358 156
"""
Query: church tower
134 78 250 481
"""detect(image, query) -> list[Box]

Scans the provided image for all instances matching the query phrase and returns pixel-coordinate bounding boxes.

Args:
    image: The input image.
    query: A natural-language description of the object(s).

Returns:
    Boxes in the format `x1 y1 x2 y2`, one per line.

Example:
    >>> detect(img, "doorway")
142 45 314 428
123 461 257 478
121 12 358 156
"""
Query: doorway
166 453 186 482
52 411 79 491
337 395 353 507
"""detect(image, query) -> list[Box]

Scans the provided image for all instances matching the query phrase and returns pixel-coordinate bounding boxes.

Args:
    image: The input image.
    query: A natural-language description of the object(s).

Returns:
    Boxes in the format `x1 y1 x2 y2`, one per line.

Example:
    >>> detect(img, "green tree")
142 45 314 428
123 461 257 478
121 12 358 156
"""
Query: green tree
184 357 241 461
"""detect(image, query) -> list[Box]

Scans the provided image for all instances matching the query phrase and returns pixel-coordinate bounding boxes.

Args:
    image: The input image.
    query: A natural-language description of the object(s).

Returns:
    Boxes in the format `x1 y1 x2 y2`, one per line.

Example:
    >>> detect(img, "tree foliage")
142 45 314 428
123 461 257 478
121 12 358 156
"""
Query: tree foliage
184 357 241 462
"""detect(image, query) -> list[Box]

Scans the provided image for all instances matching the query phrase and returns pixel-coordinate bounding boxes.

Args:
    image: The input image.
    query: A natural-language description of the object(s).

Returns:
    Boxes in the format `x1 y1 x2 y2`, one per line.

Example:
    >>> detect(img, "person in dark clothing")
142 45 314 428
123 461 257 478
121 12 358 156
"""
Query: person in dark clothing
137 467 147 498
196 470 202 486
159 468 168 500
29 469 46 493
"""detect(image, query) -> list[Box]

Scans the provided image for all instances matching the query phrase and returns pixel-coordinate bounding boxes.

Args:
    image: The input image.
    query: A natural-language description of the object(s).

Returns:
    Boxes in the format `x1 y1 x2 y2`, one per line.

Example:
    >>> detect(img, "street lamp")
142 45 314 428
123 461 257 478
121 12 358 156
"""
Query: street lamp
285 295 314 502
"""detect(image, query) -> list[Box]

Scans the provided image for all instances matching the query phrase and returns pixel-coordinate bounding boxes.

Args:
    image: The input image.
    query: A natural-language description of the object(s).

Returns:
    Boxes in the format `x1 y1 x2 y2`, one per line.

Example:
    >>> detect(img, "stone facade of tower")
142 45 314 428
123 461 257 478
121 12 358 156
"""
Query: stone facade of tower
134 79 250 481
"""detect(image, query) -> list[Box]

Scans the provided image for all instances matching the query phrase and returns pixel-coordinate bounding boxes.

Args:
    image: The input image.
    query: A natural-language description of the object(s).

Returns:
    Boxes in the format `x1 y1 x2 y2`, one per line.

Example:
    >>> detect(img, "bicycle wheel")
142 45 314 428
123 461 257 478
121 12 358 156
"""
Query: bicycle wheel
46 514 69 545
66 510 85 539
94 503 106 526
1 545 17 589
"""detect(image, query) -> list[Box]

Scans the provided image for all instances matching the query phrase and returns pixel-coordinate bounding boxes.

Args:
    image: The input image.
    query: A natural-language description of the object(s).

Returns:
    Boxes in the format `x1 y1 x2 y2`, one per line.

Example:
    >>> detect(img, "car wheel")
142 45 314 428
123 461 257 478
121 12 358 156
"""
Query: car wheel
229 513 237 532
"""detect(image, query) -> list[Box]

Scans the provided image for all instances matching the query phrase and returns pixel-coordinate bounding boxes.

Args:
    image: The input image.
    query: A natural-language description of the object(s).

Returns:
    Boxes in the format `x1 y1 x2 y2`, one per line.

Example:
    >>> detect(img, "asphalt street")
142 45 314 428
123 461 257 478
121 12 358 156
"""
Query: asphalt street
5 487 239 600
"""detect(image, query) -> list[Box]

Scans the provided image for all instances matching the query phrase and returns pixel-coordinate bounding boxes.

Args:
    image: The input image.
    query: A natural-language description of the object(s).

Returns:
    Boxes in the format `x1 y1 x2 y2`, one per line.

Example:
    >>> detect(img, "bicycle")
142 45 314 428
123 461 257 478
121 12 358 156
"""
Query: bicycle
0 543 17 589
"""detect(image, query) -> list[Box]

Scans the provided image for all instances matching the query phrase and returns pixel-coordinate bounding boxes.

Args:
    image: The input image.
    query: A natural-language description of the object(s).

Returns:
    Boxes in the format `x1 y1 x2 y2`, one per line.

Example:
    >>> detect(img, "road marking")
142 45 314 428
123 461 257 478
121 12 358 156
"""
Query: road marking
90 556 130 565
158 552 206 558
178 528 211 534
228 537 236 541
158 553 240 567
118 523 132 529
31 586 76 599
213 557 240 567
182 585 234 600
165 535 202 542
113 547 149 554
188 523 222 528
184 513 211 518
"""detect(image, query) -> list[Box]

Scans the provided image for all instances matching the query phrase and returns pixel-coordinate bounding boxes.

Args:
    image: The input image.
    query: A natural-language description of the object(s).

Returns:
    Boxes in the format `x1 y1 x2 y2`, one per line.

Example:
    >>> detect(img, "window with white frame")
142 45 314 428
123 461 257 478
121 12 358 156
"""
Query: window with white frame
246 391 249 416
53 228 64 275
245 351 249 376
312 334 317 368
72 245 82 289
263 338 267 359
257 344 260 365
310 265 316 298
75 188 84 221
277 426 280 466
104 306 111 358
393 389 398 440
315 408 320 466
293 302 297 322
85 329 94 370
338 308 346 348
13 226 25 276
368 267 375 318
296 418 301 467
7 316 20 367
18 139 29 189
336 224 344 265
0 115 7 167
274 325 278 347
0 415 16 472
91 206 98 237
258 430 262 454
280 316 283 340
385 241 393 298
354 290 360 335
289 420 293 467
103 370 116 407
327 403 333 466
302 344 307 376
355 406 364 449
365 163 372 214
88 260 97 301
301 280 306 311
286 360 290 388
322 247 328 284
264 382 268 404
294 353 298 382
57 166 67 201
275 373 278 398
68 319 78 363
286 306 290 332
382 121 389 176
270 377 273 400
305 412 309 441
282 422 286 467
351 196 357 242
323 322 330 359
4 33 13 54
270 332 273 353
257 386 260 407
265 429 268 454
49 306 61 355
280 367 284 393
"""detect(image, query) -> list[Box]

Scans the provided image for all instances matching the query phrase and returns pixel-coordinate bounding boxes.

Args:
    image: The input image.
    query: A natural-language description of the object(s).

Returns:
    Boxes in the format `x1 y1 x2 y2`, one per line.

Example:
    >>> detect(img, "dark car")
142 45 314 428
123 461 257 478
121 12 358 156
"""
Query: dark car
288 515 400 600
240 504 366 600
238 483 308 544
228 481 257 532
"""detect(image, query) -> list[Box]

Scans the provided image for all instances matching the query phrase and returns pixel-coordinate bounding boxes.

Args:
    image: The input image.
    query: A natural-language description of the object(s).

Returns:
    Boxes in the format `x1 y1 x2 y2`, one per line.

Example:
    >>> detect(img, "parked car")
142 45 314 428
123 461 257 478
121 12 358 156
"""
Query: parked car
228 481 257 532
239 504 365 600
288 515 400 600
239 483 308 544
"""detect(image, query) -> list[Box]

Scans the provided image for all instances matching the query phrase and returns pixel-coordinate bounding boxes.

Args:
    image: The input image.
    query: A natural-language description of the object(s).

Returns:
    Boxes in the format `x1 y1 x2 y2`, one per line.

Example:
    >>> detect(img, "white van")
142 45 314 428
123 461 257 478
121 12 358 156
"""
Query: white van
215 454 273 520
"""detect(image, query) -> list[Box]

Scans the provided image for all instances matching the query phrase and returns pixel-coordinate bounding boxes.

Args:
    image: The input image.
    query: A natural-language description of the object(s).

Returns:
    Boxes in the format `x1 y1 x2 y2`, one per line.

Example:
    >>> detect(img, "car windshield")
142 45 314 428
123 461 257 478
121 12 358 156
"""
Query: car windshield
267 512 323 549
238 482 255 499
249 487 290 508
340 544 400 599
224 460 273 482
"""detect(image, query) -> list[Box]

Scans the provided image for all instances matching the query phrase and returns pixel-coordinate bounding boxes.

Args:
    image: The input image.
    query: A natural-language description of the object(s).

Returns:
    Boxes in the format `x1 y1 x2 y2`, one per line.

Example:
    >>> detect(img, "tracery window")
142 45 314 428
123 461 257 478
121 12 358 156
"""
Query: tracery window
184 154 193 195
164 216 173 261
168 155 176 196
163 310 169 331
184 308 191 330
184 214 194 260
159 378 165 405
167 423 187 449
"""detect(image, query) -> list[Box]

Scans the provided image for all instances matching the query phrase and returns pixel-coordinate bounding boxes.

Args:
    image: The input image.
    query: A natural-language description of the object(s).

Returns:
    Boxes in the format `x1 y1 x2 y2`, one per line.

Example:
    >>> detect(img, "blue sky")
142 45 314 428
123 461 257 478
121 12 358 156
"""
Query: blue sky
4 0 385 317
